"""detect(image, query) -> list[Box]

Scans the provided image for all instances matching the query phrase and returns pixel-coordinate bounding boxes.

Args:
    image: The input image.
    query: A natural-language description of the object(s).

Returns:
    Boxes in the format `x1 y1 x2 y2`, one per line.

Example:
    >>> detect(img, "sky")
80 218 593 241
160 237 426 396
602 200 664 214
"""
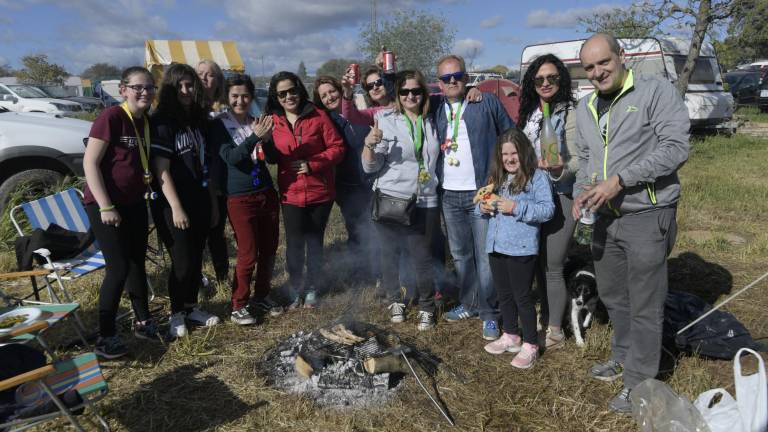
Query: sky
0 0 637 76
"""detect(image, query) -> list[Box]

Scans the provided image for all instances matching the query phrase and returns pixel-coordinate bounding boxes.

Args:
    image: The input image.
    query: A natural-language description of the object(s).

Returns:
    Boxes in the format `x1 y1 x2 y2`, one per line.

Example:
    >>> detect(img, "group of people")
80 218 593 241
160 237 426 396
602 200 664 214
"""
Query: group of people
82 32 689 413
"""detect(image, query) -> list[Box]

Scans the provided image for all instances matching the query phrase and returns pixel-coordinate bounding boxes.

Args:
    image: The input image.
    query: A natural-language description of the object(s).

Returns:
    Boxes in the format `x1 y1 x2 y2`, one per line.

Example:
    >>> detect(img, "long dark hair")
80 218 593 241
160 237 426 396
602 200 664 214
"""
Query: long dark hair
517 54 575 128
156 63 207 126
265 71 309 116
312 75 342 110
487 128 538 195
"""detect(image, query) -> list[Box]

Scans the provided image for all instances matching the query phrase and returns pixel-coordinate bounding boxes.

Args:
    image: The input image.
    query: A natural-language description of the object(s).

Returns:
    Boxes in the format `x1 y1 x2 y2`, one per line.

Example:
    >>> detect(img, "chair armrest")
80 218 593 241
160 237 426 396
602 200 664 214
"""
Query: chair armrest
0 270 52 280
0 364 55 392
0 320 50 341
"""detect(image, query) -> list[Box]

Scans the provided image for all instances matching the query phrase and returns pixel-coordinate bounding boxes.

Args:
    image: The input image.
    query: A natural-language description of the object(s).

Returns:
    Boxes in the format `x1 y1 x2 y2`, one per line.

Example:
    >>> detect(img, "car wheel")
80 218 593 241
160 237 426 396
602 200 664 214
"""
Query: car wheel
0 169 65 215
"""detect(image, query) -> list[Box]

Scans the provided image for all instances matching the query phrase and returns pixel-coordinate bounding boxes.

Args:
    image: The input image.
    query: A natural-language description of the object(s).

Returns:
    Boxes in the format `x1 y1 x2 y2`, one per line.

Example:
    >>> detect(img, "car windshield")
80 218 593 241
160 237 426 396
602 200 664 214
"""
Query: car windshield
7 85 49 98
38 86 68 98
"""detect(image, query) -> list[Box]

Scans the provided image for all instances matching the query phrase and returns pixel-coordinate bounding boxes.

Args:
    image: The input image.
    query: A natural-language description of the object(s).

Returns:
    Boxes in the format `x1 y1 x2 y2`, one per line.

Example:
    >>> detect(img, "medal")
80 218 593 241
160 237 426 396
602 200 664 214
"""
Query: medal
418 169 431 184
143 172 153 185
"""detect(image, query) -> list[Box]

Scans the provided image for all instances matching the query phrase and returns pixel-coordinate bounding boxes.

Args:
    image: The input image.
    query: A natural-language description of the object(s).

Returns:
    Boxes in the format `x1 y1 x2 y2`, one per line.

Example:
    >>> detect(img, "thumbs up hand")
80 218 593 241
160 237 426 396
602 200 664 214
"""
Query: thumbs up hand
365 118 383 149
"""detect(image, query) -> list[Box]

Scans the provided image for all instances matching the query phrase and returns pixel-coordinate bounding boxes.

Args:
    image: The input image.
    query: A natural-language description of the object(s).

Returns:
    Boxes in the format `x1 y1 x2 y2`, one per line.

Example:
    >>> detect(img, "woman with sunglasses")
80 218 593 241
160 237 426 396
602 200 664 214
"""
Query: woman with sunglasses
151 63 221 338
340 65 395 126
362 70 440 331
266 71 345 308
83 66 161 358
518 54 578 350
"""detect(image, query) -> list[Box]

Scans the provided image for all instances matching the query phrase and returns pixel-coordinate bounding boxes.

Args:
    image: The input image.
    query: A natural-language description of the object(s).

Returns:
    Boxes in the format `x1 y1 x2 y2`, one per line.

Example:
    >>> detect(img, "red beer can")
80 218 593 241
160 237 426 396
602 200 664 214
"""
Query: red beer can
383 49 396 73
349 63 359 85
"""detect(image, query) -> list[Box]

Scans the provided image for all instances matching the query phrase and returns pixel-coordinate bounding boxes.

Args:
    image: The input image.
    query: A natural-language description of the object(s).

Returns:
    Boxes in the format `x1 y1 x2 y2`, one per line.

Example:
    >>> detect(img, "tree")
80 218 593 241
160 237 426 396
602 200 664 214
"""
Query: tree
15 54 69 85
81 63 121 80
483 65 510 75
359 10 456 75
0 64 12 77
316 58 362 79
713 0 768 69
579 1 737 96
297 61 308 81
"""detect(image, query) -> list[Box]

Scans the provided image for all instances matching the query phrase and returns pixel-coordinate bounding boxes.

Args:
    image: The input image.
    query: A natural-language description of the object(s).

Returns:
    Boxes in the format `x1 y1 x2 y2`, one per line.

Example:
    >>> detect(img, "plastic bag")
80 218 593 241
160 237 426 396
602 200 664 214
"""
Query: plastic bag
632 378 711 432
694 389 745 432
733 348 767 432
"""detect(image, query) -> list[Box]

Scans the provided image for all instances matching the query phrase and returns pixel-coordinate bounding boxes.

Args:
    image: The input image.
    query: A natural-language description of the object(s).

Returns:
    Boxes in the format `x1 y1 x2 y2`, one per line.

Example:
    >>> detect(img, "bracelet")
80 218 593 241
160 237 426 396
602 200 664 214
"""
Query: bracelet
99 205 116 213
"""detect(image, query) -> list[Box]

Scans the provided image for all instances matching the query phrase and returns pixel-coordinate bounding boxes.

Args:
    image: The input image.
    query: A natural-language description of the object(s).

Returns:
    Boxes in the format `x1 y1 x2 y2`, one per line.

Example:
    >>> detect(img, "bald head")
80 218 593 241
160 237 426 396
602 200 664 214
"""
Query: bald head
579 33 627 94
580 33 622 57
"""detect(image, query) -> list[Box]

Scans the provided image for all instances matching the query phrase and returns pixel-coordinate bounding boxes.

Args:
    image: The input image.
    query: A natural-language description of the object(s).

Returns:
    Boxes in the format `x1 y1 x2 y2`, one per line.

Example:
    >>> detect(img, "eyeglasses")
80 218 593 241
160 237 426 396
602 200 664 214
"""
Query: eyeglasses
534 74 560 87
364 78 384 91
438 71 466 84
277 87 298 99
399 87 424 97
124 84 157 94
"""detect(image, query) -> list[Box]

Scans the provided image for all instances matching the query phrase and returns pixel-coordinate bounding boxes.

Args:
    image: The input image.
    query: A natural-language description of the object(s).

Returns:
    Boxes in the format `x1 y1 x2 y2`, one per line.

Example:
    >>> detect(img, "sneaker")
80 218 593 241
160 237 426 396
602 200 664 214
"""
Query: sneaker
250 297 284 317
187 306 221 327
95 335 128 359
388 302 406 323
443 304 478 322
287 296 302 310
169 311 189 338
482 320 501 340
545 328 565 350
609 388 632 414
484 332 522 354
589 359 624 382
510 343 539 369
417 311 434 331
230 308 257 326
134 320 165 341
303 290 318 309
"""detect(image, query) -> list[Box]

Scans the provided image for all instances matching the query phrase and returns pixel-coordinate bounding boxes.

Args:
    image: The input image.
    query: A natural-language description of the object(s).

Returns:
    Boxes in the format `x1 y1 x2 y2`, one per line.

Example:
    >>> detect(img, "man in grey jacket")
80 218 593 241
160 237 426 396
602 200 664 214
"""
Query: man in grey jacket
572 33 689 413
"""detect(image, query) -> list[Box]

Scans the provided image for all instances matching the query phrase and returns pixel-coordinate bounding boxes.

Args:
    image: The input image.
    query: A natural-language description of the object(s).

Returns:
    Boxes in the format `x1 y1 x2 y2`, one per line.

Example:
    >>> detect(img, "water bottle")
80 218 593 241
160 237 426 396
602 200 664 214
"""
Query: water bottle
574 173 598 246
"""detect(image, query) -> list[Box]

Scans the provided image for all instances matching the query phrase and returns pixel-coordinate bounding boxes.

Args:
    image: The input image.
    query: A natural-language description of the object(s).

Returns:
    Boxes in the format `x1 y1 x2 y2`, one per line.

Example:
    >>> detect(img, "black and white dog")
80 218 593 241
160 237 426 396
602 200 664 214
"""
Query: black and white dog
564 256 607 346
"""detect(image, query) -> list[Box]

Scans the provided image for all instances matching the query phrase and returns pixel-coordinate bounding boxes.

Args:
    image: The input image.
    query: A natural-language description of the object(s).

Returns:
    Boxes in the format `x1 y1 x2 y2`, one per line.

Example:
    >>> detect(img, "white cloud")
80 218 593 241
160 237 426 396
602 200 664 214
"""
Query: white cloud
526 4 618 29
454 38 484 58
480 15 502 29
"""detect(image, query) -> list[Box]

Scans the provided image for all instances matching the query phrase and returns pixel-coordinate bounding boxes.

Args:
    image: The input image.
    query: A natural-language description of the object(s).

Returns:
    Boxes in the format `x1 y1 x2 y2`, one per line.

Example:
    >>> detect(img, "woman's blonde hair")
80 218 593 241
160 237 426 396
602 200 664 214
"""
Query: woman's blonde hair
393 70 430 117
197 59 226 107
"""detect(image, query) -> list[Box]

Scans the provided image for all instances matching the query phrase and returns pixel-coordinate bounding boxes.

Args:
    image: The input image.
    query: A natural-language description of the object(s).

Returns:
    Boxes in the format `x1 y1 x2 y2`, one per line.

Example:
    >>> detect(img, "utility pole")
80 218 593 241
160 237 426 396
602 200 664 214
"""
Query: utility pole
371 0 378 48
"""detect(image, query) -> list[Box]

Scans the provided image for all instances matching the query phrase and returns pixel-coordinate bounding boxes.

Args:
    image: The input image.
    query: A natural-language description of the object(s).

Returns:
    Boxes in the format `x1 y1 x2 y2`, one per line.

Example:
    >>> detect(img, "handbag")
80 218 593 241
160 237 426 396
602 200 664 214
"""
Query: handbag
371 188 416 226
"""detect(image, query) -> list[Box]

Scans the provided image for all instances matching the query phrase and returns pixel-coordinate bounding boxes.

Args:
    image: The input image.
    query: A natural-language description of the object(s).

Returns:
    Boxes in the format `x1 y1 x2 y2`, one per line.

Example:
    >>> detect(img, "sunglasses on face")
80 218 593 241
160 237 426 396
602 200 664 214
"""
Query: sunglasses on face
364 78 384 91
277 87 299 99
534 74 560 87
124 84 157 94
438 71 466 83
399 87 424 97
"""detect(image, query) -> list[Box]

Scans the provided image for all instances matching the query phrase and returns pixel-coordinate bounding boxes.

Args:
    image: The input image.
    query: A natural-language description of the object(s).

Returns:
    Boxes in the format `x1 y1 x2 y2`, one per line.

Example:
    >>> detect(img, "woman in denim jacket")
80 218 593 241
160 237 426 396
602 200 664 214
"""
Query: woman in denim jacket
518 54 579 349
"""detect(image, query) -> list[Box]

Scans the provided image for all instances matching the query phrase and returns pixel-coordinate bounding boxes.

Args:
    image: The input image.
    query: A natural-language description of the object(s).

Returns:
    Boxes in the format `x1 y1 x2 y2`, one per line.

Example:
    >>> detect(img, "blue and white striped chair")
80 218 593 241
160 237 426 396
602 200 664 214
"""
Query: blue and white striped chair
10 189 105 304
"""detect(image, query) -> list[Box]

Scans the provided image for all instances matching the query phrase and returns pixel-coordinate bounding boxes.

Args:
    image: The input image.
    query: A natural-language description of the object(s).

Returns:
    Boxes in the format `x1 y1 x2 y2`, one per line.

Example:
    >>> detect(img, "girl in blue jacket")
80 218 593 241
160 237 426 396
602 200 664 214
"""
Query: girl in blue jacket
480 128 554 369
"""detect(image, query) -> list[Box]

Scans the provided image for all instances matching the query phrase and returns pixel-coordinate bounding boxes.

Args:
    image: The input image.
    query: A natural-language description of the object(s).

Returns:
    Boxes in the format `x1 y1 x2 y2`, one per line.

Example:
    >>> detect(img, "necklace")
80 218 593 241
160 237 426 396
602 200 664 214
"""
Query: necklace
441 100 463 167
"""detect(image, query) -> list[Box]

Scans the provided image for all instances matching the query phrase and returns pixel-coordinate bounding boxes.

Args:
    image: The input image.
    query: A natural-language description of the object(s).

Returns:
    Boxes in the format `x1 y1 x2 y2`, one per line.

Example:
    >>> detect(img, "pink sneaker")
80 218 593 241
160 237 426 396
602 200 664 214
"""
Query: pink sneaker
484 333 522 355
511 343 539 369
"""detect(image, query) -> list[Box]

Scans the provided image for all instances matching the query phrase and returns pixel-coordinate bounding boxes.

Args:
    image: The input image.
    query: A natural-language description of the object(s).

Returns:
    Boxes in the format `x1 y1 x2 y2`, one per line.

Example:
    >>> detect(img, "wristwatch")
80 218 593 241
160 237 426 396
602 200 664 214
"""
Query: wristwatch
617 174 626 189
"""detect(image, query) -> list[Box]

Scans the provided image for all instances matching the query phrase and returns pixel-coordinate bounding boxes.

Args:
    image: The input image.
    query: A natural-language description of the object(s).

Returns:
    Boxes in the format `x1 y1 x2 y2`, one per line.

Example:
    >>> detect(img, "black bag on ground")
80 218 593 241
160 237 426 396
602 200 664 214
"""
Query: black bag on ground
14 224 95 271
663 289 760 359
371 189 416 226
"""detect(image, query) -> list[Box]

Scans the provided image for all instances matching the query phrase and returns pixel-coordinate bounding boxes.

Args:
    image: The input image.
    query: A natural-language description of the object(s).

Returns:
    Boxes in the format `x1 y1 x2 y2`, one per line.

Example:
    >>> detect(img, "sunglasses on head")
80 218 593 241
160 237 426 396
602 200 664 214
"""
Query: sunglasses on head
438 71 466 83
399 87 424 97
277 87 299 99
534 74 560 87
364 78 384 91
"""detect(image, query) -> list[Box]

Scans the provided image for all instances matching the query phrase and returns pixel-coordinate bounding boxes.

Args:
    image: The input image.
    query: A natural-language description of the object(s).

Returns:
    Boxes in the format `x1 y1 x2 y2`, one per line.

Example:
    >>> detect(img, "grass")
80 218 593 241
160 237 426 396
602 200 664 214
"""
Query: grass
1 134 767 431
734 106 768 124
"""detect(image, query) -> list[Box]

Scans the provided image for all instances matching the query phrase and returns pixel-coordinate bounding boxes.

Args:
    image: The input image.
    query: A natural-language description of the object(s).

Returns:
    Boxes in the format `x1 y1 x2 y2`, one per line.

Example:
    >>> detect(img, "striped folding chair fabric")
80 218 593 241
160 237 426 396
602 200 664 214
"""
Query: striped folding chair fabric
0 303 88 353
10 188 105 279
2 352 110 432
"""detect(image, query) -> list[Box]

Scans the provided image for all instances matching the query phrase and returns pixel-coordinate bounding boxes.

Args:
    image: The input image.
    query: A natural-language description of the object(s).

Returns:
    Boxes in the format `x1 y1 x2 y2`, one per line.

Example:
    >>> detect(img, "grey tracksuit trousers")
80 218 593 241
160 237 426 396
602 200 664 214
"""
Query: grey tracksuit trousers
591 207 677 388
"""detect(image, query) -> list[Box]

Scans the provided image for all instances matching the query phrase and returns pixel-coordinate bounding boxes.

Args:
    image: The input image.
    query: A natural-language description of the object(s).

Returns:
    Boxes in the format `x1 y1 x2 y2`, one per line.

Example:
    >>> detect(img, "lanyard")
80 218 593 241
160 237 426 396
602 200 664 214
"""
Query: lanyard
120 102 150 175
185 126 209 188
404 114 424 165
447 100 463 144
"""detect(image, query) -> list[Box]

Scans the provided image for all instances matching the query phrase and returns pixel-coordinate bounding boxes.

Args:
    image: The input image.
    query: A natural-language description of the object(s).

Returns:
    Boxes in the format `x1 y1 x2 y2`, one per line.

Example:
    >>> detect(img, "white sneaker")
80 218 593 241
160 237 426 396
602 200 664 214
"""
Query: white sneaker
388 302 406 323
170 312 188 338
417 311 434 331
187 306 221 327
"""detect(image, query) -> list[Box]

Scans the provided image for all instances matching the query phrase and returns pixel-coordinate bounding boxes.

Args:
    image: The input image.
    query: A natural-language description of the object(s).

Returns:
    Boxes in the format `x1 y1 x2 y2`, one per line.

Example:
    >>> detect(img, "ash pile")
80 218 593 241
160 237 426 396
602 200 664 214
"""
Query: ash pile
261 321 433 408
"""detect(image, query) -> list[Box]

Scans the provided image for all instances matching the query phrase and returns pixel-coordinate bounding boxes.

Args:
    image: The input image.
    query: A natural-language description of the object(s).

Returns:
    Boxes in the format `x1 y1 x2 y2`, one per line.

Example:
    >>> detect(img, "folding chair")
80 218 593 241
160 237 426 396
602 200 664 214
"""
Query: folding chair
0 270 90 351
0 352 110 432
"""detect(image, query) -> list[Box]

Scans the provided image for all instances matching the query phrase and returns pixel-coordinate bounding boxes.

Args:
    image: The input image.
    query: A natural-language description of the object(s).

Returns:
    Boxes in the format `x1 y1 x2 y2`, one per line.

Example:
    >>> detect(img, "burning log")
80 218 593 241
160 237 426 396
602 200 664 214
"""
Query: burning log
363 355 407 374
295 354 314 379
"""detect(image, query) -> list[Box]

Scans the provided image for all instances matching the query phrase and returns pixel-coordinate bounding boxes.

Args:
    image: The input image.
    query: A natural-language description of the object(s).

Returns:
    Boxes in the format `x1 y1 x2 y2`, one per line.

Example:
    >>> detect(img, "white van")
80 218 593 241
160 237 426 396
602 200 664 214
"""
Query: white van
0 83 84 117
521 37 735 131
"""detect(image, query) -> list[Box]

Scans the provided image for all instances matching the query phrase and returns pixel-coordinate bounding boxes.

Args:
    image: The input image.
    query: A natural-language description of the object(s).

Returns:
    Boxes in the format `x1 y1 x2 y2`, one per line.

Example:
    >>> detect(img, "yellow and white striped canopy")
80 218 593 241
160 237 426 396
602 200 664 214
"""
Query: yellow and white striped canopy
145 40 245 72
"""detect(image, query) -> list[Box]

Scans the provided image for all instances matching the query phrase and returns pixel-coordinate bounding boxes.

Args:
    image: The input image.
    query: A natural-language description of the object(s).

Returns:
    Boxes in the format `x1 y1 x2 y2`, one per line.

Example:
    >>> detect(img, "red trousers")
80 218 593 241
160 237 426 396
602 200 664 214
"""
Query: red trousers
227 189 280 310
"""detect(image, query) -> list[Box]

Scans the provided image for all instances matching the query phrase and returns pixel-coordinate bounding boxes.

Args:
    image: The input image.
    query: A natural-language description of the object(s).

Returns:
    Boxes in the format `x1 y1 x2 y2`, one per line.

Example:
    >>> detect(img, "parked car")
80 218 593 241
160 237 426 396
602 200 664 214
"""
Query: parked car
759 79 768 113
724 70 762 107
0 107 90 213
0 84 83 116
36 86 104 112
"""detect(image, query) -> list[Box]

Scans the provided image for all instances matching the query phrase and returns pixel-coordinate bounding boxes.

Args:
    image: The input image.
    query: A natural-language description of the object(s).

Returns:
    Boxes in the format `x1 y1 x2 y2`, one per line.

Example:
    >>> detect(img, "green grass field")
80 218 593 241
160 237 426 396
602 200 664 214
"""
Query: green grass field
1 133 766 431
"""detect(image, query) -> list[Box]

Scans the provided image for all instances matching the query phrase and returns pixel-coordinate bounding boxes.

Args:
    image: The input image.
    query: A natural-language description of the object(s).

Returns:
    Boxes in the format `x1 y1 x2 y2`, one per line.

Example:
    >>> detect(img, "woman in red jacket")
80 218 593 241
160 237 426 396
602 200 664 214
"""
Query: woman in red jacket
266 71 345 308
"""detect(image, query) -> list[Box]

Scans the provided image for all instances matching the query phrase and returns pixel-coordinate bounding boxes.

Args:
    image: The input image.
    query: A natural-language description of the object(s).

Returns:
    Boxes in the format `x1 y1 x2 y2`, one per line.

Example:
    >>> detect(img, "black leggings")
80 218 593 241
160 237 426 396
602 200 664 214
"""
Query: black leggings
489 253 538 345
281 201 333 292
86 201 150 337
206 194 229 280
152 198 211 313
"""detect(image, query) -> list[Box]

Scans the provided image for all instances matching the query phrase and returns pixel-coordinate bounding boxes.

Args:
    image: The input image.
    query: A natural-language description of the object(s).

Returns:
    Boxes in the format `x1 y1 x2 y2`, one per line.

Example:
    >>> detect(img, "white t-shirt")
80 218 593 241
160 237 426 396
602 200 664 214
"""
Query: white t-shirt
441 101 477 191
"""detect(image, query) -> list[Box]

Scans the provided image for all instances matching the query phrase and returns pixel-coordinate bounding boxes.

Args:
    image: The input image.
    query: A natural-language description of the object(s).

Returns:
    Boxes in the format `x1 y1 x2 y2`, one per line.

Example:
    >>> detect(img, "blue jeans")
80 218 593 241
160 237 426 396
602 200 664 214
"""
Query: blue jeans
441 189 497 320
